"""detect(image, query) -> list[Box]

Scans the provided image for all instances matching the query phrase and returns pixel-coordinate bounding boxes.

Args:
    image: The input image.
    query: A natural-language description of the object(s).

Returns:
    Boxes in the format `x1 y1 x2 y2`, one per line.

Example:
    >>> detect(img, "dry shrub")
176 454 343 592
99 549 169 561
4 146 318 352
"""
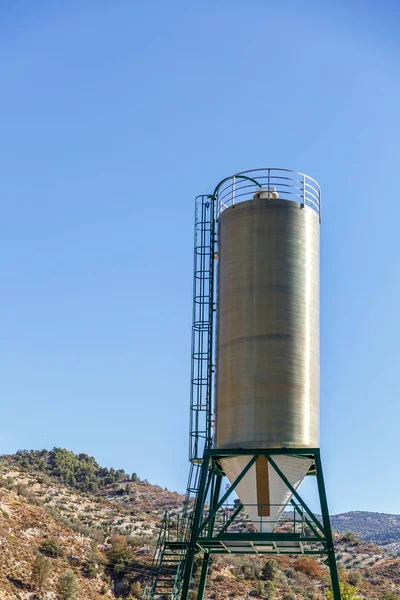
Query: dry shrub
293 557 322 579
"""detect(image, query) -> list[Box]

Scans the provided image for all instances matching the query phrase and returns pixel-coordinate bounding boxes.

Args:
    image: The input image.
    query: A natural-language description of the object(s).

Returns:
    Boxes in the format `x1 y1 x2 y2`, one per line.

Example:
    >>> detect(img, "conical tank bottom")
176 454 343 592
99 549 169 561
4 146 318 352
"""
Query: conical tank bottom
220 455 313 533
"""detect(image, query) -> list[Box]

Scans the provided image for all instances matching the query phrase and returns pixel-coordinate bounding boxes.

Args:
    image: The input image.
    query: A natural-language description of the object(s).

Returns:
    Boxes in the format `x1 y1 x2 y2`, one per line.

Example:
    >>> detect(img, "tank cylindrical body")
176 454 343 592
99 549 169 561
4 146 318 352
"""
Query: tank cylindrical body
215 197 320 450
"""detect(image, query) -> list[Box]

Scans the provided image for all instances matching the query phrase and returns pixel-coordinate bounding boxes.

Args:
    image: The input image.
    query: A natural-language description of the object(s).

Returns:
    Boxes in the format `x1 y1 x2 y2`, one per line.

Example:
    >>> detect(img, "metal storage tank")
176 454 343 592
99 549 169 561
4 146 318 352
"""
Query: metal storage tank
214 171 320 531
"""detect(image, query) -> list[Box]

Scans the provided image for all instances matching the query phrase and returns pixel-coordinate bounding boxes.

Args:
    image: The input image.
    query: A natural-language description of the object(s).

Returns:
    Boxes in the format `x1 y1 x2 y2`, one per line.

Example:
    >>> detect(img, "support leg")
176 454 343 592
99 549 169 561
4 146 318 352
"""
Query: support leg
198 474 222 600
314 453 341 600
181 455 211 600
197 552 211 600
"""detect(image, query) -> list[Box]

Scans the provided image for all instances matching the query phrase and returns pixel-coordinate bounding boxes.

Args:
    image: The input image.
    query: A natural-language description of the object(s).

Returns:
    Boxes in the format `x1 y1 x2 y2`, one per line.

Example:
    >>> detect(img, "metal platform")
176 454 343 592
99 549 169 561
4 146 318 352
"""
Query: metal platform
197 539 307 555
166 537 323 555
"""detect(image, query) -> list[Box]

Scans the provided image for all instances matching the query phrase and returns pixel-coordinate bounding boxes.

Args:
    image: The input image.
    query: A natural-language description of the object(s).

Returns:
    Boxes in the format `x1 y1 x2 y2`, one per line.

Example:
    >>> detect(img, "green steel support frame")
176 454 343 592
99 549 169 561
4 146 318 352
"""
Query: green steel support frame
197 474 222 600
177 448 341 600
144 189 342 600
315 453 342 599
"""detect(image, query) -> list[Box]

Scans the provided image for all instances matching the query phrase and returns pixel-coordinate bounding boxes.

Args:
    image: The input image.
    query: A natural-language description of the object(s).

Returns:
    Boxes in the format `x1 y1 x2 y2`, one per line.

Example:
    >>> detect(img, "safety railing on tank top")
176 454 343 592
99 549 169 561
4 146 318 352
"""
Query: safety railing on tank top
213 168 321 222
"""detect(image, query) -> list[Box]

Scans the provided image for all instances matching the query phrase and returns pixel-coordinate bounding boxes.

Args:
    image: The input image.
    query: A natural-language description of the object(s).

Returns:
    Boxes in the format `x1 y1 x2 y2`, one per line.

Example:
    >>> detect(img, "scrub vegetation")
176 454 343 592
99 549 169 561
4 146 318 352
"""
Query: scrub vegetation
0 449 399 600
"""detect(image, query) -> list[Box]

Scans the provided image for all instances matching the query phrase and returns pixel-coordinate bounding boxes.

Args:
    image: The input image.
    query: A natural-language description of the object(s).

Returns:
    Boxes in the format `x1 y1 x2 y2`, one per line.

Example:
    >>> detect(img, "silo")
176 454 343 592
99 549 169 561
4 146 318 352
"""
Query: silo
215 178 320 531
143 169 343 600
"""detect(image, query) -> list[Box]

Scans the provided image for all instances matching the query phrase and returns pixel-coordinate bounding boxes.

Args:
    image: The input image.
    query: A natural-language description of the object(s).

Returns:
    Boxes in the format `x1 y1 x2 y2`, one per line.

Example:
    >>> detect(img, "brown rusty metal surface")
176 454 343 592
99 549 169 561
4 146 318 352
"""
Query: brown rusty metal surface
256 456 270 517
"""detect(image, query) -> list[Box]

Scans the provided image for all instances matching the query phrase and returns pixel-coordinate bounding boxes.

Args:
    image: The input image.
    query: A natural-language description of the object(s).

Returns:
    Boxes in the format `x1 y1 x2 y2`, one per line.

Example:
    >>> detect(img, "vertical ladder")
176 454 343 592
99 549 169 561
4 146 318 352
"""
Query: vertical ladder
174 194 216 597
189 195 215 463
143 196 216 600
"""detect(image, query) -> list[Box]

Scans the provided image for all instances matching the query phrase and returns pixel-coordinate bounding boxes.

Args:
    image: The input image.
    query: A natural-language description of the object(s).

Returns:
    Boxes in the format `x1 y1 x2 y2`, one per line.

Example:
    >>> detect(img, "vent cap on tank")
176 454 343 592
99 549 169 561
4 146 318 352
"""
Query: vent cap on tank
253 186 279 200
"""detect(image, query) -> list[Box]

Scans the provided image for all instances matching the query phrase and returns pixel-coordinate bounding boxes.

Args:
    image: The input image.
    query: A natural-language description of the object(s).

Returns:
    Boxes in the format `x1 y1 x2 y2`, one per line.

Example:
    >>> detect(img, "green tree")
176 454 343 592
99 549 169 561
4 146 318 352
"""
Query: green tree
264 581 276 599
31 554 52 596
40 537 64 557
57 570 78 600
341 531 358 543
83 562 97 578
116 468 126 480
262 559 278 581
130 581 142 598
347 570 362 587
9 447 132 492
251 581 264 596
327 583 362 600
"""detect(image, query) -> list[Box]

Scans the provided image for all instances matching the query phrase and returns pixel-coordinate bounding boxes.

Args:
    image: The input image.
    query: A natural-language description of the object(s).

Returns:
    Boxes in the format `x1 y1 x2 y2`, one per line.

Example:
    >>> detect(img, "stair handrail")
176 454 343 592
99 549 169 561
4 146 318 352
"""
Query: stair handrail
143 511 170 599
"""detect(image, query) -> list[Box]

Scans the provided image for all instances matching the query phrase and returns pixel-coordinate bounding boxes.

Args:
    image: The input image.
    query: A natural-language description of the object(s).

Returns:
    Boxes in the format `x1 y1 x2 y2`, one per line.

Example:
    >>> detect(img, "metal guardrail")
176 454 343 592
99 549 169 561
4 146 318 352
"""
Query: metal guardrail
200 503 312 536
213 168 321 222
142 512 193 600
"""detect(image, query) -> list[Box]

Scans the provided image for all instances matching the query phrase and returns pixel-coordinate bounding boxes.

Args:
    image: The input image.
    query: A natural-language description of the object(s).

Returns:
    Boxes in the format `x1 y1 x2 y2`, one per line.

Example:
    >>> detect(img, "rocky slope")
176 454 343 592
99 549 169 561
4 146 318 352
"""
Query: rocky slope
0 486 111 600
1 449 400 600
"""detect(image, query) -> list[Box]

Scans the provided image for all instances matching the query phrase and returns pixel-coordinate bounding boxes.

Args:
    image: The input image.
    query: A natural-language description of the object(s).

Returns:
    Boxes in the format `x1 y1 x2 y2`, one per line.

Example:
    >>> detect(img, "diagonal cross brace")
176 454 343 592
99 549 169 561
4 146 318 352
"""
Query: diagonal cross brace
217 502 244 536
290 499 324 541
198 454 258 535
265 454 326 536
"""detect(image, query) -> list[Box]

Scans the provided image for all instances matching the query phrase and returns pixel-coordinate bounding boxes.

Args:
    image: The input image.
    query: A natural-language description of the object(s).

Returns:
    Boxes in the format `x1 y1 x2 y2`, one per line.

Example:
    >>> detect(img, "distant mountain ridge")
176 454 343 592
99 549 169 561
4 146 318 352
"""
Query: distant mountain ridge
330 511 400 545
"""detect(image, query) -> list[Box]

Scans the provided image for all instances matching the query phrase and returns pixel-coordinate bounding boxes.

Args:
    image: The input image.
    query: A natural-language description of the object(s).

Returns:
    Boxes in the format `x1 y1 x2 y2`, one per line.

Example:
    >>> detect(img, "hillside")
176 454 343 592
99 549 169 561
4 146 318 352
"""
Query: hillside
331 512 400 549
0 449 400 600
0 486 111 600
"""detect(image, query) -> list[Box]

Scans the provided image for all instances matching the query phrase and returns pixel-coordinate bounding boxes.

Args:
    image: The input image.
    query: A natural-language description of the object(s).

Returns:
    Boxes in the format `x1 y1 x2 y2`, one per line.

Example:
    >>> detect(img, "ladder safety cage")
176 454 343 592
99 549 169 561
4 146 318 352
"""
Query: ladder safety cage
189 195 216 463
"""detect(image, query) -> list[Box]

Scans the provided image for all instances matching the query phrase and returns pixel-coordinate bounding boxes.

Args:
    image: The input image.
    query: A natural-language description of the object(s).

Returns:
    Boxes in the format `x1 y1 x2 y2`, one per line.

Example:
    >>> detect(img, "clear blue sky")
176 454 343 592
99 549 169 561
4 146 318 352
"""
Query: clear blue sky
1 0 399 515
